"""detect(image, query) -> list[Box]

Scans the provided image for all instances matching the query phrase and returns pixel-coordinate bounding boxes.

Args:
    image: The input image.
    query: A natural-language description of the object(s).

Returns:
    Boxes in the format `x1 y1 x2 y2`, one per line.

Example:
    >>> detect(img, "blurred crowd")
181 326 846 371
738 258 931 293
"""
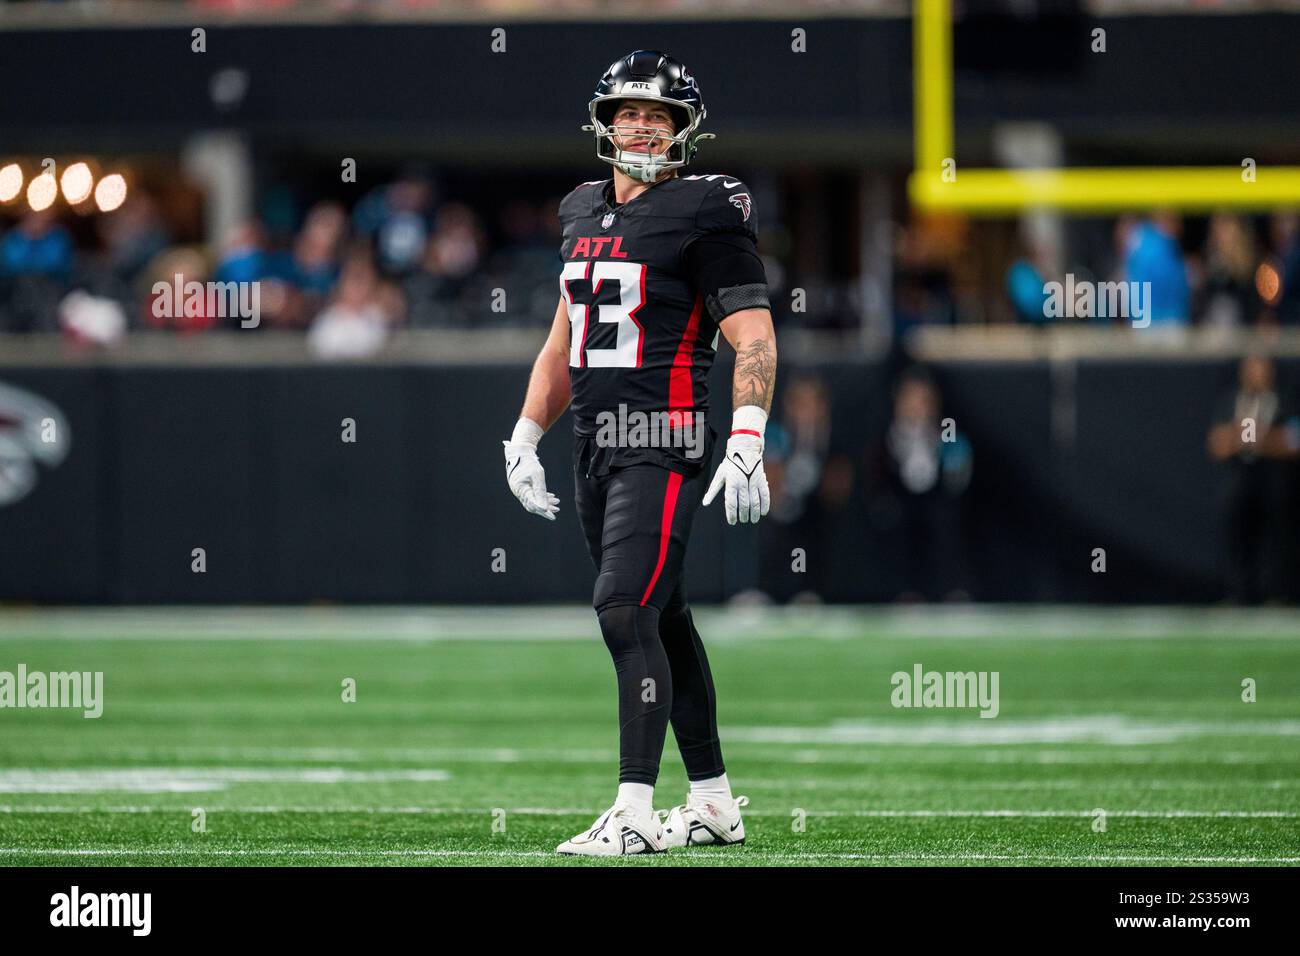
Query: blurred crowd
1 164 857 354
0 169 577 356
894 209 1300 339
8 164 1300 356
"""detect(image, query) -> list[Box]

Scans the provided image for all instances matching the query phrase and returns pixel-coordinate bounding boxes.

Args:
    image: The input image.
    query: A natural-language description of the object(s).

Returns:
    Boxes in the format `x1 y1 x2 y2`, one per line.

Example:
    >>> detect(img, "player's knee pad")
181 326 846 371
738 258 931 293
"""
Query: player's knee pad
598 603 684 748
595 603 663 660
593 569 643 615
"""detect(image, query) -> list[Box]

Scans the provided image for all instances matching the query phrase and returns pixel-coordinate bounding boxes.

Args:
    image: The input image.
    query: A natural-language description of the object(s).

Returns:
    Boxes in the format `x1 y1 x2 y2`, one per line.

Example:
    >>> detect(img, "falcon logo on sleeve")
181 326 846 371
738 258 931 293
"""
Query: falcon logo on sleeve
728 193 752 222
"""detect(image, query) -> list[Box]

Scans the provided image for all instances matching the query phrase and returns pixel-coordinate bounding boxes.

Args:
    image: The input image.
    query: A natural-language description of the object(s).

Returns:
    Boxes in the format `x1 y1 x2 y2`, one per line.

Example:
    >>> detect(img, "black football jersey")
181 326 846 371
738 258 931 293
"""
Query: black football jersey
557 173 763 439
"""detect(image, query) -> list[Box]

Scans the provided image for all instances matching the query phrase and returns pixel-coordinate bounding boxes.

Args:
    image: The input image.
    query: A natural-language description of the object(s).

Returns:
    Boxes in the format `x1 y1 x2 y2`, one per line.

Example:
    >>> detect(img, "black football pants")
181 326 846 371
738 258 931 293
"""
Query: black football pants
573 451 726 787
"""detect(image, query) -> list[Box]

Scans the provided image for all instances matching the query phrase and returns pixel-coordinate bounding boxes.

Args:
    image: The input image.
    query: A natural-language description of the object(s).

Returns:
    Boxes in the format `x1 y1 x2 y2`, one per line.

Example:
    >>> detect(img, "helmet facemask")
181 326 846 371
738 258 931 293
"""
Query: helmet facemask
587 95 704 184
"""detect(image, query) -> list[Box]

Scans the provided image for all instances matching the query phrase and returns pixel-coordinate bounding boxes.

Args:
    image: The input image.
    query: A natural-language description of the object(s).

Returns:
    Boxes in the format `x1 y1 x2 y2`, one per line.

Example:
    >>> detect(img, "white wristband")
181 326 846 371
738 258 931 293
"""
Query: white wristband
730 405 767 440
510 417 545 447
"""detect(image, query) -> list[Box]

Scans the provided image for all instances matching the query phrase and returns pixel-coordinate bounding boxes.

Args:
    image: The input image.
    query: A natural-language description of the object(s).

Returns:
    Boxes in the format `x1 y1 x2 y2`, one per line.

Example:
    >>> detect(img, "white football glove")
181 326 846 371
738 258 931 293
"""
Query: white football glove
503 417 560 521
702 405 771 525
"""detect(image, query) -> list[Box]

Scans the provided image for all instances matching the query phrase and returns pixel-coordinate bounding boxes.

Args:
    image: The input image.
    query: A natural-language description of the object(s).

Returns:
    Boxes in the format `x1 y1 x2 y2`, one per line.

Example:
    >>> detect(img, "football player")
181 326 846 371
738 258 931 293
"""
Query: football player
503 50 777 855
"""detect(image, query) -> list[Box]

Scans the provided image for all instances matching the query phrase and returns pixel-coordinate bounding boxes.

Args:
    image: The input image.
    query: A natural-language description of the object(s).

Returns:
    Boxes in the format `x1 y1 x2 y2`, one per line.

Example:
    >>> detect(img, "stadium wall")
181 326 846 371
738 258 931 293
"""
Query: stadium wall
2 355 1295 605
2 15 1298 155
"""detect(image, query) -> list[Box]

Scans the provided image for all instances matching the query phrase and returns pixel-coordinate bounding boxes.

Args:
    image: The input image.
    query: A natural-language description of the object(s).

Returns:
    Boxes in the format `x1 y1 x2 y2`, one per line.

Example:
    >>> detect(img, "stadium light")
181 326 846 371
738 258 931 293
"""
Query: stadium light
907 0 1300 213
0 163 23 203
60 162 94 204
26 171 57 211
94 173 127 212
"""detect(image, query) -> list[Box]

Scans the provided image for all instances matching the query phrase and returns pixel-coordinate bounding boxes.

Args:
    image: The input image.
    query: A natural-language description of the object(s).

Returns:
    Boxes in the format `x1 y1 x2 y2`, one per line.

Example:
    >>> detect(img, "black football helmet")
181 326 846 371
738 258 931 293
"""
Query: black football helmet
584 50 714 183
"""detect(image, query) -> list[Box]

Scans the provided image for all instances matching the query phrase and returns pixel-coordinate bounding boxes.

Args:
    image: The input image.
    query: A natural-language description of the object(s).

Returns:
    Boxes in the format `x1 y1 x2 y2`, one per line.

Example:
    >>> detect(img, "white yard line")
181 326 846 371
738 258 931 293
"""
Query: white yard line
787 750 1300 764
0 746 616 764
0 805 1295 818
0 847 1296 863
742 778 1300 790
7 746 1286 766
0 767 451 793
2 605 1299 641
730 716 1300 746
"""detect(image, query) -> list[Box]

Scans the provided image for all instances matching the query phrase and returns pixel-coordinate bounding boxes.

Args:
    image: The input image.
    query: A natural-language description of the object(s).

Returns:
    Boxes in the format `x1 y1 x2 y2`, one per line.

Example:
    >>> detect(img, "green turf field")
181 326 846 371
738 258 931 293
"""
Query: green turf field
0 606 1297 866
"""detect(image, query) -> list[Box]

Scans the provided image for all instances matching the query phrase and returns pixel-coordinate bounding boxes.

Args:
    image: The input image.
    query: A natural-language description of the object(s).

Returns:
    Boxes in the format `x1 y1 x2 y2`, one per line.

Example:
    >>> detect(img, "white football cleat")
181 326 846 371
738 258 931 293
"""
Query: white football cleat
660 794 750 847
556 803 667 856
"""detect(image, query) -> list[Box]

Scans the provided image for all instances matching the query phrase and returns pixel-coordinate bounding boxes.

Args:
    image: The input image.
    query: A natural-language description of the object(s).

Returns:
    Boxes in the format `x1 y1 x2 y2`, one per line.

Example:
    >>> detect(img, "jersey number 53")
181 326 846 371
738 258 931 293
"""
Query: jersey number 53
560 260 647 369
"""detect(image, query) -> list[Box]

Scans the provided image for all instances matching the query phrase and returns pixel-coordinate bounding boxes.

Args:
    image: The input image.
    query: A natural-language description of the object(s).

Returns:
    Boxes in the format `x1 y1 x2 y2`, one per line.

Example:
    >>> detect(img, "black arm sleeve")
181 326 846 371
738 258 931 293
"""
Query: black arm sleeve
685 232 770 325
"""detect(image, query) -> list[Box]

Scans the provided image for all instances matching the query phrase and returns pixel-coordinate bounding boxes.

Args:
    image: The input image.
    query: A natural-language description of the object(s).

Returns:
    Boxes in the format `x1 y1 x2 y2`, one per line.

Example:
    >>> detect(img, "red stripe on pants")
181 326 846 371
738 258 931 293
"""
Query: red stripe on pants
640 471 684 607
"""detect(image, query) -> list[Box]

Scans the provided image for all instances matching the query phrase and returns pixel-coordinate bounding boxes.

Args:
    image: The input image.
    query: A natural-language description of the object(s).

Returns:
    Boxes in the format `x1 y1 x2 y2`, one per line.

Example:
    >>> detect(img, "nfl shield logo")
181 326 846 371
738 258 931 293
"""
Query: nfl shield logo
601 212 616 230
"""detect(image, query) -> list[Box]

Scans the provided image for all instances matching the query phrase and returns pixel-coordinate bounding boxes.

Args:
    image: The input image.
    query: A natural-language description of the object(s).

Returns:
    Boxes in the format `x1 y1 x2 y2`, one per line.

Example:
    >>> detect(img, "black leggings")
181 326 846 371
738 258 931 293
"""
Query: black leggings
575 457 726 786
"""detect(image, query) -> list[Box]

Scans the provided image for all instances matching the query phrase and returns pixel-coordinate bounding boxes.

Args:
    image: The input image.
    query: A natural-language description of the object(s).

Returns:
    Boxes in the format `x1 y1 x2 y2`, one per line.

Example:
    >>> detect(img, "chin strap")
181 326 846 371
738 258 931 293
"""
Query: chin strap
614 150 667 183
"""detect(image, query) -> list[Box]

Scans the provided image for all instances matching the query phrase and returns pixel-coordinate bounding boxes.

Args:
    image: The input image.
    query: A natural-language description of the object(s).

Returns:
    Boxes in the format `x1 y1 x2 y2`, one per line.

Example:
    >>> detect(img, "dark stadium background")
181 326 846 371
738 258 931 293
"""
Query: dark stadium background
1 0 1300 892
1 0 1298 606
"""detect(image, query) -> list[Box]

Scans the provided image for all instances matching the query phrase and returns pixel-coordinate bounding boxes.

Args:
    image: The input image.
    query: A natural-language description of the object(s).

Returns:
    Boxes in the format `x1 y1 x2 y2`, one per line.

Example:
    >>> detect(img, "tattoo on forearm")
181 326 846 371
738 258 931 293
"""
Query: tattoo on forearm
733 337 776 413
